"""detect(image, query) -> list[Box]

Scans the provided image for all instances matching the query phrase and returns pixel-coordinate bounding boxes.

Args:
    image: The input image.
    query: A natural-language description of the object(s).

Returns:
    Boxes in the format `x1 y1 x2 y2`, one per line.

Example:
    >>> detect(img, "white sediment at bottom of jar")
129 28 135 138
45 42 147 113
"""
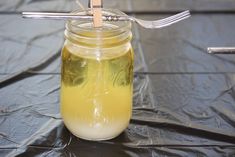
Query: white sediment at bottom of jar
63 120 129 141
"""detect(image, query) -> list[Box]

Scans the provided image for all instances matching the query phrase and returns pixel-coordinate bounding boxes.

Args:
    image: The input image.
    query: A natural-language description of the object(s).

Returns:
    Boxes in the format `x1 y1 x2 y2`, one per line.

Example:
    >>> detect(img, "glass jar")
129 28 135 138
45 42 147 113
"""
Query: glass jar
60 9 134 141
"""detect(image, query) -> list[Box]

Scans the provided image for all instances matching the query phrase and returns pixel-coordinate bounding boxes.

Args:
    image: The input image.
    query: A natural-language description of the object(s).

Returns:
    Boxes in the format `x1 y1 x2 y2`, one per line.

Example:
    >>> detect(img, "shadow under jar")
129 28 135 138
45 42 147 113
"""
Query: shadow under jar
60 9 134 141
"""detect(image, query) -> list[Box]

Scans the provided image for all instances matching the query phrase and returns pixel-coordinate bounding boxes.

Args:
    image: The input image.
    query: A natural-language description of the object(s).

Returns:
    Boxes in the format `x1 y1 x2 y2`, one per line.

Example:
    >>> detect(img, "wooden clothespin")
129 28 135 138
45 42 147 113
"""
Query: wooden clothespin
90 0 103 28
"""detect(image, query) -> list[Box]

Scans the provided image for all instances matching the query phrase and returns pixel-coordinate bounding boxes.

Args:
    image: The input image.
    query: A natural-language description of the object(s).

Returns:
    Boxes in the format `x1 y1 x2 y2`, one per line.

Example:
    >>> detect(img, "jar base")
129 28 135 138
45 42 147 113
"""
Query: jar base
71 131 122 141
63 121 129 141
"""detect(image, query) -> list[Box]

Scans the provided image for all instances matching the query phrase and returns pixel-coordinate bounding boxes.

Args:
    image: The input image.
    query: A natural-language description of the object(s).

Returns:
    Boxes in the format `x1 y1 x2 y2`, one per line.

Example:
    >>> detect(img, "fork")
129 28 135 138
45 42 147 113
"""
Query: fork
128 10 190 29
22 10 190 29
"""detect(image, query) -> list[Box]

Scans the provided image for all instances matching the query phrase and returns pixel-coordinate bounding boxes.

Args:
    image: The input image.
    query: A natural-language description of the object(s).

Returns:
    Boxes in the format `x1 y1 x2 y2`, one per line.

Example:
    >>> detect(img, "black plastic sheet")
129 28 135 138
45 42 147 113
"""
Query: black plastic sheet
1 0 235 156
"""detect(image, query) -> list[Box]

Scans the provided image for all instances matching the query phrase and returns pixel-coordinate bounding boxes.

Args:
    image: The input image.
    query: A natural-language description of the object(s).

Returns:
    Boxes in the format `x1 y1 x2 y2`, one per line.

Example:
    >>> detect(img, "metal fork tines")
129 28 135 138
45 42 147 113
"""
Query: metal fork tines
129 10 190 29
22 10 191 29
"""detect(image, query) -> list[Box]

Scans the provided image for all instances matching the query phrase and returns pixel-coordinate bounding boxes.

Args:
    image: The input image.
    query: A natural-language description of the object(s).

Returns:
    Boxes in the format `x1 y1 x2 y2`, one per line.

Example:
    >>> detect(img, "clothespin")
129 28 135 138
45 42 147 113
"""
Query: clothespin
90 0 103 27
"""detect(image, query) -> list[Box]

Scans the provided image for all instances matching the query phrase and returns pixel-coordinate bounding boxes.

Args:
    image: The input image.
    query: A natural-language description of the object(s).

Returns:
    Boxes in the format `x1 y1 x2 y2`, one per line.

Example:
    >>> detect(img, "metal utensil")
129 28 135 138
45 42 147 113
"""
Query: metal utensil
128 10 190 29
22 10 190 29
208 47 235 54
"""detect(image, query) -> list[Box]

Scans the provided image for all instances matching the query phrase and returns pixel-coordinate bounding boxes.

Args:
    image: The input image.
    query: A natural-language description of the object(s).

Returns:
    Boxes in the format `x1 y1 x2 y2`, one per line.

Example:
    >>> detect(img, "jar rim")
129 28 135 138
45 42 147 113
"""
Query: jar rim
64 8 132 48
66 8 132 35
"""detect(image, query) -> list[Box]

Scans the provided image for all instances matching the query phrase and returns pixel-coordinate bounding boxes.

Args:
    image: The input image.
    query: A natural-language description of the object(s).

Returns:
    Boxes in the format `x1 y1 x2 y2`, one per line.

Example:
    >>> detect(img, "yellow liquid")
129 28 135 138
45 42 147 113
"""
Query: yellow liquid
61 42 133 140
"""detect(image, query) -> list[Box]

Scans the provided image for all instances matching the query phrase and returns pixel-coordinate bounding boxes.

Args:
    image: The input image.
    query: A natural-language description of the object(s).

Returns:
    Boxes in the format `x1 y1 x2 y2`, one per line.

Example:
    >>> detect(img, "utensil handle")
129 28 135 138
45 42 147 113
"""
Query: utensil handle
208 47 235 54
22 12 131 21
22 12 93 20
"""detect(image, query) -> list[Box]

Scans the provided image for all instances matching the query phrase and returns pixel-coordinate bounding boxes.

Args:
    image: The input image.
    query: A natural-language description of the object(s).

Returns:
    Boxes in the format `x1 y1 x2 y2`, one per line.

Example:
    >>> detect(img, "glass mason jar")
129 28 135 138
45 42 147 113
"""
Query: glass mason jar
60 9 134 141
